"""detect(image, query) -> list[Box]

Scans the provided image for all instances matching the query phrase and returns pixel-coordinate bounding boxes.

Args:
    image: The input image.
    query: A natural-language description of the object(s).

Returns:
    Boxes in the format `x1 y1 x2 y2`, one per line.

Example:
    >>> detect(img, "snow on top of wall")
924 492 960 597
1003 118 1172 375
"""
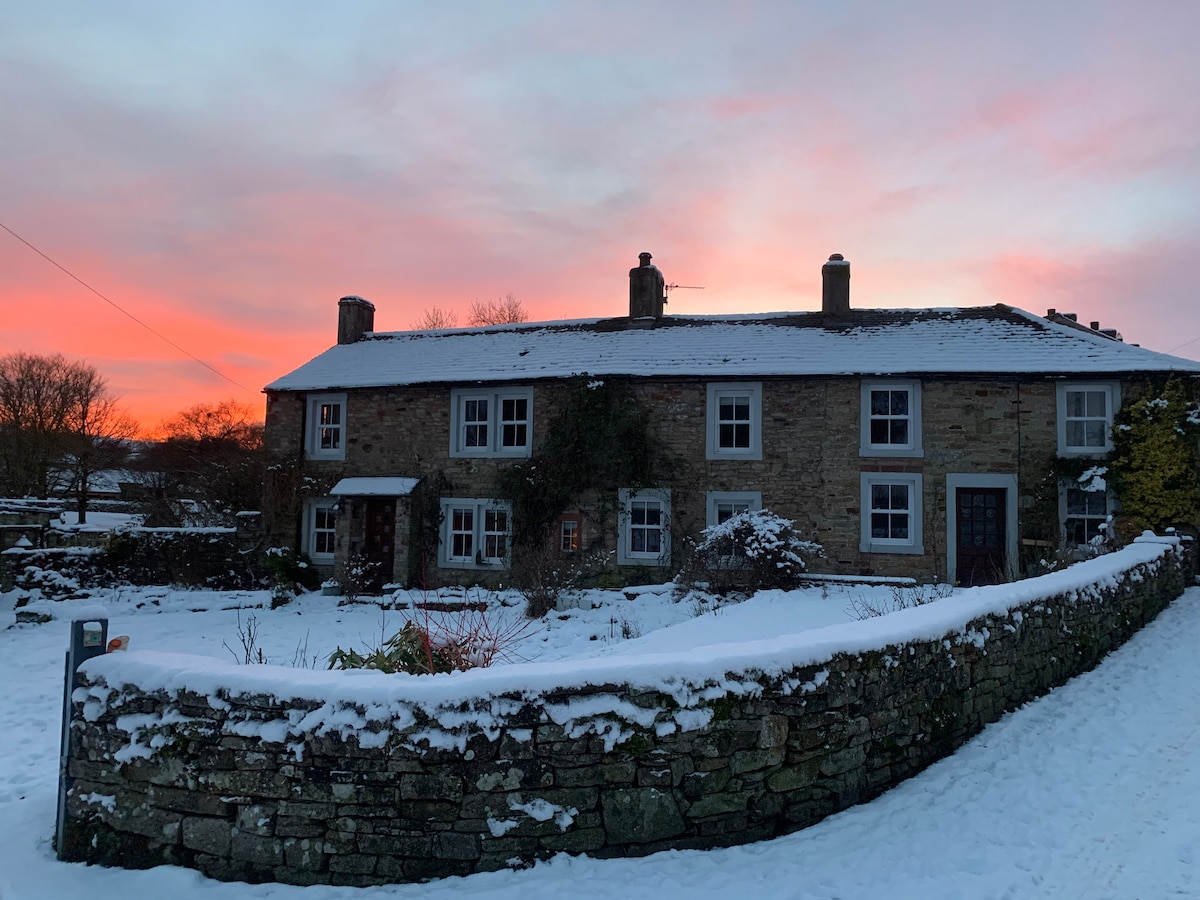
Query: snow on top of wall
79 537 1178 749
265 306 1200 392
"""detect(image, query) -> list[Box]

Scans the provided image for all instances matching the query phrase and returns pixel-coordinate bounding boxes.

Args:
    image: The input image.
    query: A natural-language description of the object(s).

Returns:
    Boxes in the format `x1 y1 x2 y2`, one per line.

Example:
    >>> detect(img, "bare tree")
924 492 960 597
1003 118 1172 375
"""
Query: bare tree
0 352 136 522
144 400 265 523
62 369 138 524
414 307 459 330
467 293 527 326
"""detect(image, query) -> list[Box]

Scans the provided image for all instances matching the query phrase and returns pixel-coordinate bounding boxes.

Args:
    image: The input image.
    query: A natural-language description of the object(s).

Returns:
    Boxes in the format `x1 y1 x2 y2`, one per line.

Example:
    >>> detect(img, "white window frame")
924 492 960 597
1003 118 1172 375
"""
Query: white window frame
706 382 762 460
860 380 923 458
449 387 533 458
305 393 347 460
617 488 671 566
1058 479 1113 545
438 498 512 569
705 490 763 528
1056 382 1118 456
304 498 338 563
860 472 923 554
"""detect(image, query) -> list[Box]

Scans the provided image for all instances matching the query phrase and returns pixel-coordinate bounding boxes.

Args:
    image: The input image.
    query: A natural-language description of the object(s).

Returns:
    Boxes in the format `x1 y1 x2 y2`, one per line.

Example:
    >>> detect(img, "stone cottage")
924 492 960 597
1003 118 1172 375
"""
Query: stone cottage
261 254 1200 590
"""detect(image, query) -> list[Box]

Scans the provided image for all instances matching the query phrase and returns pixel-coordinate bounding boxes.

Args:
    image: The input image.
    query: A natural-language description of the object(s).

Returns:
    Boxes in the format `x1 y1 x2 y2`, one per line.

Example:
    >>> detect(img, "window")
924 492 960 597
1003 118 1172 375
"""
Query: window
439 499 512 568
1060 482 1112 544
305 393 347 460
305 500 337 562
705 491 763 528
617 488 671 566
560 517 580 552
1057 383 1118 455
706 383 762 459
860 380 922 457
860 473 923 554
450 388 533 457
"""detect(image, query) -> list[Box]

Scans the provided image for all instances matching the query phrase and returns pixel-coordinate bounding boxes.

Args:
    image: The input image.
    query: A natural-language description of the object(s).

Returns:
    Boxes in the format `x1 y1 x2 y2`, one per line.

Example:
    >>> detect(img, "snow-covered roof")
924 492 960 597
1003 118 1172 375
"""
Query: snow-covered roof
330 477 420 497
265 305 1200 392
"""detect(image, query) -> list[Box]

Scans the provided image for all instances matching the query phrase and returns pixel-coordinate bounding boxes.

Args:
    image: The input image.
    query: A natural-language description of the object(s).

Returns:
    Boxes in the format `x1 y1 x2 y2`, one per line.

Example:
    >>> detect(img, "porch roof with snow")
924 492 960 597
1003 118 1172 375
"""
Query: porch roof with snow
265 305 1200 393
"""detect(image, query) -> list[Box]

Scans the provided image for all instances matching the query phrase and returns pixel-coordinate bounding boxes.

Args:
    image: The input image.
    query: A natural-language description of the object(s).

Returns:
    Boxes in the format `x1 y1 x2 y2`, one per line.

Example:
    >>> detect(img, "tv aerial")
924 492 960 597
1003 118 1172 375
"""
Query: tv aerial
664 283 705 306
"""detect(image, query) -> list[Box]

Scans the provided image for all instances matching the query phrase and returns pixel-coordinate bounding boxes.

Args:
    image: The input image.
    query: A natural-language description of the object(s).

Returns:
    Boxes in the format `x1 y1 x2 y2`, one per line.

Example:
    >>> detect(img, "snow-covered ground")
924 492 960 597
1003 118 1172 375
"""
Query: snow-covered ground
1 578 1197 899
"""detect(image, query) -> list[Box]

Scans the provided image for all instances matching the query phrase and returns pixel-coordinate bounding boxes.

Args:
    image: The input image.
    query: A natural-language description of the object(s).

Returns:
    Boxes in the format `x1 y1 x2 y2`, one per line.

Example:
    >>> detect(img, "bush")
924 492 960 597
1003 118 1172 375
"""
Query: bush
327 597 535 674
264 546 320 599
510 543 614 618
675 509 822 599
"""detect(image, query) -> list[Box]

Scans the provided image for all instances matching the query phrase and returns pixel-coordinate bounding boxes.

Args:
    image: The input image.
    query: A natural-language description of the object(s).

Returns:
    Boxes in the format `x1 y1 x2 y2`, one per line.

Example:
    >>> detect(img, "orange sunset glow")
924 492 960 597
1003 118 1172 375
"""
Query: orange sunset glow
3 2 1199 431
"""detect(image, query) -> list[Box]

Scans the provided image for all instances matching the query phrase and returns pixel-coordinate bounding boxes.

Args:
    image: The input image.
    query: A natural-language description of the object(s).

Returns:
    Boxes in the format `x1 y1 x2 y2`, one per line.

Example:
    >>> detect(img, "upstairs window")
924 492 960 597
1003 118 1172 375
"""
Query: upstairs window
439 499 511 568
617 488 671 566
860 380 922 457
451 388 533 457
706 383 762 460
305 394 347 460
1057 383 1118 456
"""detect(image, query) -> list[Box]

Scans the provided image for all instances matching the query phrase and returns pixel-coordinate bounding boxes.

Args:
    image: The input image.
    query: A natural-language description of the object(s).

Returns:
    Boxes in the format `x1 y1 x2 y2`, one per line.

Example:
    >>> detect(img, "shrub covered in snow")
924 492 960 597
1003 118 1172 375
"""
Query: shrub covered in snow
675 509 822 599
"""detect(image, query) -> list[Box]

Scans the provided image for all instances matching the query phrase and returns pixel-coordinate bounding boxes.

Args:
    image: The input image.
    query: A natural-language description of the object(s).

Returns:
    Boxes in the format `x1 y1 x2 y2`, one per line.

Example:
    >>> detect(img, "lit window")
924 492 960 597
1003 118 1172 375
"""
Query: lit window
450 388 533 457
618 488 671 566
305 393 347 460
560 518 580 552
439 499 512 568
706 383 762 460
860 473 923 554
860 380 922 457
1057 383 1117 455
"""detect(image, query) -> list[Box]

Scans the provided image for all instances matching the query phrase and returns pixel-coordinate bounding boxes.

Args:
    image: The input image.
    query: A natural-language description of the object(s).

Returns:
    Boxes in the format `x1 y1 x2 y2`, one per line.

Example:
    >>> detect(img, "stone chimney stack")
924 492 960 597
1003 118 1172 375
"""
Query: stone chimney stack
629 252 666 318
821 253 850 316
337 295 375 344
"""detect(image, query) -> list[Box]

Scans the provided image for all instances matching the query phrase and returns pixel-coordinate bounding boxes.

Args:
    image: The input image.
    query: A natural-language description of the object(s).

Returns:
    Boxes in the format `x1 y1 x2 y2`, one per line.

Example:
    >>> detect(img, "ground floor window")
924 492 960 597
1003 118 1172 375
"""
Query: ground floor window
705 490 763 528
617 488 671 566
860 473 923 554
305 499 337 563
1060 482 1112 545
439 499 511 568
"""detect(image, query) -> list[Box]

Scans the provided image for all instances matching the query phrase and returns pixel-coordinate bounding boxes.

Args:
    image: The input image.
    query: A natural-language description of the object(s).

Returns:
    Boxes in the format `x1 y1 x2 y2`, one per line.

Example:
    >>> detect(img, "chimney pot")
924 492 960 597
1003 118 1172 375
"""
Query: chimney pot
1090 321 1101 331
1064 312 1077 322
1047 308 1057 316
338 295 376 344
821 253 851 316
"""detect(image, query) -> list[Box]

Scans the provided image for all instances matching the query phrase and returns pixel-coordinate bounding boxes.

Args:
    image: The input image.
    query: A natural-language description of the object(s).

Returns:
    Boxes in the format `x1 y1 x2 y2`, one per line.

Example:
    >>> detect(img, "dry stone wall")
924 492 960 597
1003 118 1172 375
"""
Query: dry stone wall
61 538 1187 886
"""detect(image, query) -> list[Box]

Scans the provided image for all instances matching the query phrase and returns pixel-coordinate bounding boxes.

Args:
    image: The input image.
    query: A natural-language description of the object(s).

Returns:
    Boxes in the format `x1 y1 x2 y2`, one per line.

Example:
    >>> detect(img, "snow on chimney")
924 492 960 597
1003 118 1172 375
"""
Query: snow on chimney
337 295 375 344
821 253 850 316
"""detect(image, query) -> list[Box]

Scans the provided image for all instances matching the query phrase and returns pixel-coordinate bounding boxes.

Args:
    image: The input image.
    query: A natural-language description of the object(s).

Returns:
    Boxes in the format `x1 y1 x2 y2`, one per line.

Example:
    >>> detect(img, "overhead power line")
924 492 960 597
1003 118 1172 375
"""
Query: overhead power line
1 221 254 395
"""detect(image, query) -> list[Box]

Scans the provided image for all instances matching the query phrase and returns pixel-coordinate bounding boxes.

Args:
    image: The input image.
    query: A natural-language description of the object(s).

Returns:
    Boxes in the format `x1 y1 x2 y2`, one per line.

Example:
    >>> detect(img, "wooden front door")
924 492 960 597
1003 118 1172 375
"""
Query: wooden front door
955 488 1007 586
363 499 396 592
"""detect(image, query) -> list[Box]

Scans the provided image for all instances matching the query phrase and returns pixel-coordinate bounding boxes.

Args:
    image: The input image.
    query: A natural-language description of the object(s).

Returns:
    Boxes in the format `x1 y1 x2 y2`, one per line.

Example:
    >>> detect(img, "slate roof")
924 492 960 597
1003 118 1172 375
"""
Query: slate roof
265 305 1200 392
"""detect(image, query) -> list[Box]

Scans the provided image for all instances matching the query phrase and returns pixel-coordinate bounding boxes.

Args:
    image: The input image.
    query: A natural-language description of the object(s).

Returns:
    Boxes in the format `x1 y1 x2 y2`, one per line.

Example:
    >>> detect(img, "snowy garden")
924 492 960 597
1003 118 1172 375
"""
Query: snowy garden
2 533 1198 897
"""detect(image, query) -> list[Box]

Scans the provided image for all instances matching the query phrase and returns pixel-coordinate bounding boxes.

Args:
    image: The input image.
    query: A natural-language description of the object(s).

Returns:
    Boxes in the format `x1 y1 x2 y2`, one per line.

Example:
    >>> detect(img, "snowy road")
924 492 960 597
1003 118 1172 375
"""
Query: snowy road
0 588 1197 898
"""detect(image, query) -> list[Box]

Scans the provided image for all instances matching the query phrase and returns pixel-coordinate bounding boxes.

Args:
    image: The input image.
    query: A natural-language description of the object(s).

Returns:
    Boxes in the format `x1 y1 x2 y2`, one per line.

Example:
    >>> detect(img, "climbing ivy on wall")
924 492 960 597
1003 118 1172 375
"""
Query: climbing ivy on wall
1107 378 1200 533
497 376 660 548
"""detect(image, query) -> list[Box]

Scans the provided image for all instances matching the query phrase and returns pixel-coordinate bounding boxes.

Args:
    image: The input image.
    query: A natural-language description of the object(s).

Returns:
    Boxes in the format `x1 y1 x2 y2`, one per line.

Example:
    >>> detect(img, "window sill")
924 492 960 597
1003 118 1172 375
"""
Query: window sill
859 446 924 459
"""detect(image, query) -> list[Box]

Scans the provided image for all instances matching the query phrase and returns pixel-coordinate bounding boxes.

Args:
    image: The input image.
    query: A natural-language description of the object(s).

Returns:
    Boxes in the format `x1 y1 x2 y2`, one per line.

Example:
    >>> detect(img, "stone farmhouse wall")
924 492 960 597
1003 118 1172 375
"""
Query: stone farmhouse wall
263 373 1073 587
62 538 1185 886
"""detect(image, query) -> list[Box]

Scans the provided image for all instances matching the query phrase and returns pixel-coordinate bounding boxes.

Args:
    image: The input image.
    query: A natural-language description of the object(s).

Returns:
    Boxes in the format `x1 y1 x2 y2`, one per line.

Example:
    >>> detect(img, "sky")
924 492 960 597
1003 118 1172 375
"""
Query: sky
2 0 1199 430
